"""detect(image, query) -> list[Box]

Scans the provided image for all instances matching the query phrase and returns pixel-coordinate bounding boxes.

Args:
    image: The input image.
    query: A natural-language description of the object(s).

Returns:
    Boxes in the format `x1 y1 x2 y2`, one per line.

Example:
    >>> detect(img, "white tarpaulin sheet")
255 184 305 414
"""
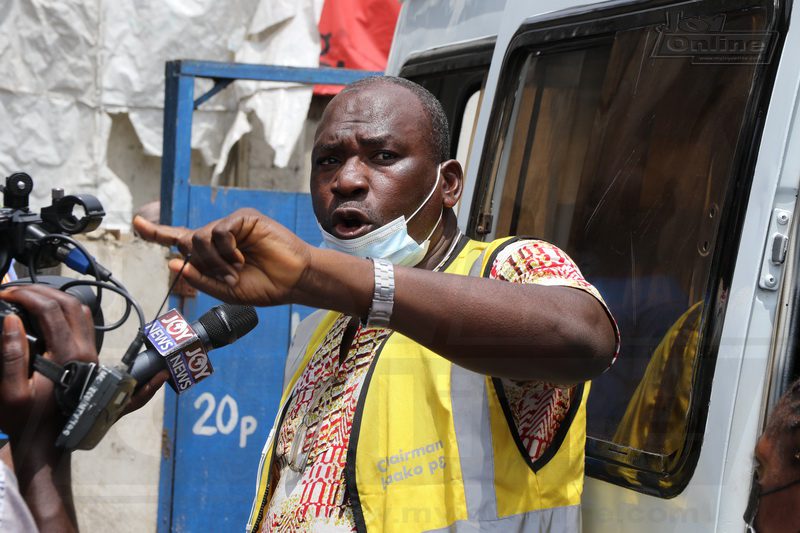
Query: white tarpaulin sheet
0 0 323 227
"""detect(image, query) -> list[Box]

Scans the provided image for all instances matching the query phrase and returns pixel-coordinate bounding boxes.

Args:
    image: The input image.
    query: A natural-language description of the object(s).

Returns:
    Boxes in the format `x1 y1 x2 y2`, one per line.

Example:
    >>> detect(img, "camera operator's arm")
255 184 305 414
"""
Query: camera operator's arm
0 286 99 533
0 439 38 532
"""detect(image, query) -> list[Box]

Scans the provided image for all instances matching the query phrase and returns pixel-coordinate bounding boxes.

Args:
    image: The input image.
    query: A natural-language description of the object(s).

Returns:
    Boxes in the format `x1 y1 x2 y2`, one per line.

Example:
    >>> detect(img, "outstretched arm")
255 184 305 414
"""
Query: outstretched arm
134 211 616 383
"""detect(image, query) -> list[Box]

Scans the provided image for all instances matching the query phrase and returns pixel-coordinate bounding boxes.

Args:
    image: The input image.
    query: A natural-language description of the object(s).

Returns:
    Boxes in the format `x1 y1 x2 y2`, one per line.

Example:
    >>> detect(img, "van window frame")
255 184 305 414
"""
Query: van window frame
470 0 786 497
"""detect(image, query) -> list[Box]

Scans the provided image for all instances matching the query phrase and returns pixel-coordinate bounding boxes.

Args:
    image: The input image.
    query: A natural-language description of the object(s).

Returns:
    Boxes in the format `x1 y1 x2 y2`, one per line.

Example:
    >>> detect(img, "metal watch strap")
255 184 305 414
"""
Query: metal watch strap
366 258 394 327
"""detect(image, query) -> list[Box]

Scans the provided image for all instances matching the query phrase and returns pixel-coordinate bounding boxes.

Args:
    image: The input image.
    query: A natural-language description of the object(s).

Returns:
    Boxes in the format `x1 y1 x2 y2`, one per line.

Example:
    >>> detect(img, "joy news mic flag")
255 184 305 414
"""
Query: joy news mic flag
145 309 213 393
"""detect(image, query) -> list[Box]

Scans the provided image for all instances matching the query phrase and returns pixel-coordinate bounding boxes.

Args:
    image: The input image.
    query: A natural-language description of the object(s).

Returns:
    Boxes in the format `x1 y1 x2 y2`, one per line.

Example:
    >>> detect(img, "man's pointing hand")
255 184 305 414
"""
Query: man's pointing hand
133 208 313 307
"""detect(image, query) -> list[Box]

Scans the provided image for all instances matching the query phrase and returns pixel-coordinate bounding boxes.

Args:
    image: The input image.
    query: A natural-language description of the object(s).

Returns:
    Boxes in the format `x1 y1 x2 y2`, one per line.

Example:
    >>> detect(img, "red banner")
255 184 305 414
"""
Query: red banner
316 0 401 95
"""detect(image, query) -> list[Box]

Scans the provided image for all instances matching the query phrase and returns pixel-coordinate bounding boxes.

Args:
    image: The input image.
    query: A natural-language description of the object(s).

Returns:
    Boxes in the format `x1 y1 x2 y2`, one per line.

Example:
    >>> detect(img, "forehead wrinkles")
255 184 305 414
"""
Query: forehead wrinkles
315 118 389 147
315 87 424 147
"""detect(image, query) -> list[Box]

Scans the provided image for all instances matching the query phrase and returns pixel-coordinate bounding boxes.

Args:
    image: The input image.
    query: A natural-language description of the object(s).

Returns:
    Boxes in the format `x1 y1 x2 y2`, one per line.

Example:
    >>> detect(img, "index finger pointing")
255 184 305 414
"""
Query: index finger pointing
133 216 193 250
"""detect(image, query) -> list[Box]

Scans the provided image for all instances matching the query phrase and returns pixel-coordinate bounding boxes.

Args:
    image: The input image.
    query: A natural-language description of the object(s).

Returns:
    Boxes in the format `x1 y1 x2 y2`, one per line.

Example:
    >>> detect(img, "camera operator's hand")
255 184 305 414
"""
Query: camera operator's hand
0 286 97 437
121 368 170 416
0 284 98 533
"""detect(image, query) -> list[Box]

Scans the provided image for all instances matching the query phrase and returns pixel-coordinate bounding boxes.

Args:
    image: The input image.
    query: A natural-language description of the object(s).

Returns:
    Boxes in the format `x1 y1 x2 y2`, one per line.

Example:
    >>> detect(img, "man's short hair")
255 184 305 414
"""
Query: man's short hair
341 76 451 163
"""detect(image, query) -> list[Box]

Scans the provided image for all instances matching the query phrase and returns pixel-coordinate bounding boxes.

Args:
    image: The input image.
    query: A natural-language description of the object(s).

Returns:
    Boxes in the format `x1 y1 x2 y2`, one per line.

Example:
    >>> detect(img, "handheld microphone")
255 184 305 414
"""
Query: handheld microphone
56 304 257 450
129 304 258 393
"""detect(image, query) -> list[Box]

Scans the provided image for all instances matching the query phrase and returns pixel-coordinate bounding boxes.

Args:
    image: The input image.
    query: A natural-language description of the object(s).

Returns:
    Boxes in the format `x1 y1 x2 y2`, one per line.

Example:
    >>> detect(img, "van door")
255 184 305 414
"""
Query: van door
461 0 788 530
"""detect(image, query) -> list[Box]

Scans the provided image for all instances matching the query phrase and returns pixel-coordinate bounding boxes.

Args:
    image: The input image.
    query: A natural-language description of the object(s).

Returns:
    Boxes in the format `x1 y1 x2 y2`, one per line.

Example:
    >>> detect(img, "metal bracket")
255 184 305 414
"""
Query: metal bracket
759 208 792 291
193 78 233 109
475 212 493 235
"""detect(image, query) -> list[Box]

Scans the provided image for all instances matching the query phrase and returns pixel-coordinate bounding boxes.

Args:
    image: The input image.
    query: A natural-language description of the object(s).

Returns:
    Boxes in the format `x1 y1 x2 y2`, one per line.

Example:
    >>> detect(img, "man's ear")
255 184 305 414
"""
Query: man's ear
440 159 463 209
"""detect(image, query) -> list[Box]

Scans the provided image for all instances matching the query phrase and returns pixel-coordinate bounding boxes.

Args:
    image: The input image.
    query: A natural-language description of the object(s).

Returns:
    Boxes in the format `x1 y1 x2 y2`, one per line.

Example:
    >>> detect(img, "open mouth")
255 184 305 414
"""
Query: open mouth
331 208 374 239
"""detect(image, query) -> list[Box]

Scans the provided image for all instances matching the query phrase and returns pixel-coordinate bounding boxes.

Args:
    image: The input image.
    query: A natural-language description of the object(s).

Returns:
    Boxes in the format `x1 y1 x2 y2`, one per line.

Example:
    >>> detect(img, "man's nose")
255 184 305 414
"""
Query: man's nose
331 159 369 197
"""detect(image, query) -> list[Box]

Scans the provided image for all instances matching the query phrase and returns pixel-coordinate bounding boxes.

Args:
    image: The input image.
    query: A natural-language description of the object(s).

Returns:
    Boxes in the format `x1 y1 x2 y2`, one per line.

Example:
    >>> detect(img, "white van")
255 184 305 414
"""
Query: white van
384 0 798 531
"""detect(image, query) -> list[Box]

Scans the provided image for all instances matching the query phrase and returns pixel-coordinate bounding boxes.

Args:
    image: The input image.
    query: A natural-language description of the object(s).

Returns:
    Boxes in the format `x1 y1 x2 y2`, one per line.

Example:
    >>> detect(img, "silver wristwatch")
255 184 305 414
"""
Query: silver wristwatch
366 258 394 327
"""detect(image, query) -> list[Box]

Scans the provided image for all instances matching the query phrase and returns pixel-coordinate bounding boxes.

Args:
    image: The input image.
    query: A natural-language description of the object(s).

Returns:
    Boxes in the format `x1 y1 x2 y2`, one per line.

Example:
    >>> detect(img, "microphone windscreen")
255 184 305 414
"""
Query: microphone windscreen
198 304 258 348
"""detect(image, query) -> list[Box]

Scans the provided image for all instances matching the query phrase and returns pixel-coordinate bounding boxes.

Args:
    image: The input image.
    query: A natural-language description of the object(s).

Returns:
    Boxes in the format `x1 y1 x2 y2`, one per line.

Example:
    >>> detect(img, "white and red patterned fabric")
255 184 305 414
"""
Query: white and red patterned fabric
261 239 618 532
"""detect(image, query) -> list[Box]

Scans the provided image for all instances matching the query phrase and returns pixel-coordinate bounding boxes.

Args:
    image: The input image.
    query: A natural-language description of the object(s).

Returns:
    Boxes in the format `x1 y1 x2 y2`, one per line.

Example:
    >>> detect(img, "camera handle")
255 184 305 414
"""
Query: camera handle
31 354 98 414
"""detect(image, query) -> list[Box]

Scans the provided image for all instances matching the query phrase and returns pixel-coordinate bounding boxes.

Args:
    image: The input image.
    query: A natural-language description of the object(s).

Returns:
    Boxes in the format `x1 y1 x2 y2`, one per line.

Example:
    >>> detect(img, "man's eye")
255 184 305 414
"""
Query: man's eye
316 156 338 166
375 152 396 162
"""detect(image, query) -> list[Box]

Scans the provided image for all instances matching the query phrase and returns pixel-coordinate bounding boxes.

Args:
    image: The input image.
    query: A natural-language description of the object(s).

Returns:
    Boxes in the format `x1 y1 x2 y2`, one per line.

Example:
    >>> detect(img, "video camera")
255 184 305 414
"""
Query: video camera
0 172 105 275
0 172 259 451
0 172 142 450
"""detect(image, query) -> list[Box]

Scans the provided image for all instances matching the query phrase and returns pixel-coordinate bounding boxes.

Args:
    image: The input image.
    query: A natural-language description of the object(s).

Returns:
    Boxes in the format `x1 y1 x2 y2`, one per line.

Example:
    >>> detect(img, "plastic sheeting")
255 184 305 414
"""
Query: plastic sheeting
0 0 323 227
211 0 324 184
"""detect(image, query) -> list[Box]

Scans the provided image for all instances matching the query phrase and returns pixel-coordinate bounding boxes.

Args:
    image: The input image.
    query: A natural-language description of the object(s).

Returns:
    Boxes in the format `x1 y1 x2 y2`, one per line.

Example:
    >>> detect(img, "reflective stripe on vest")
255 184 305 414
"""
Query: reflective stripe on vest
448 362 583 532
247 237 587 532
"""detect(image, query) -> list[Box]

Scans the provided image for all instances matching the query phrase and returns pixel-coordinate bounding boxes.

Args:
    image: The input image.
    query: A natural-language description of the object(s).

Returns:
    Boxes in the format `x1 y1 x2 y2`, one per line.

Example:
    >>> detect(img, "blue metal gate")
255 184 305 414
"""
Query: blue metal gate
158 61 379 531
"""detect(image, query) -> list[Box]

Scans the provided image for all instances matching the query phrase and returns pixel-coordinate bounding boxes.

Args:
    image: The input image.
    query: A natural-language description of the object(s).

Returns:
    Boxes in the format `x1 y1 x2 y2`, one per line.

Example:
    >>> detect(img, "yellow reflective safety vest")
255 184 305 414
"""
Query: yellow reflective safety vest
247 237 589 532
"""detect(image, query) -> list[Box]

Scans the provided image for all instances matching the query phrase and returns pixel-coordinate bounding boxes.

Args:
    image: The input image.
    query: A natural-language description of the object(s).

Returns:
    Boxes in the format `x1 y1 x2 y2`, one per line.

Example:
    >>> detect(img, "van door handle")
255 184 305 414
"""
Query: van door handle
760 208 792 291
771 233 789 265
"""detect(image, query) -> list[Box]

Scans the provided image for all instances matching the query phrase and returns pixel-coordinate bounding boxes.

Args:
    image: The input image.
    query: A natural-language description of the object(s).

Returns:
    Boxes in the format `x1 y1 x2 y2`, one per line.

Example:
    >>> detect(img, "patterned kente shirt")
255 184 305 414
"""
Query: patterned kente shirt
260 239 618 532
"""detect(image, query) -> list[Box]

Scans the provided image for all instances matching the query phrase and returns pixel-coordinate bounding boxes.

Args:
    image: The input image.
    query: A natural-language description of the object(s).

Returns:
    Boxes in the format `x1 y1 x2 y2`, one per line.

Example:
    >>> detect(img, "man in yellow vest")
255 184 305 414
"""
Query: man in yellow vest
134 76 619 532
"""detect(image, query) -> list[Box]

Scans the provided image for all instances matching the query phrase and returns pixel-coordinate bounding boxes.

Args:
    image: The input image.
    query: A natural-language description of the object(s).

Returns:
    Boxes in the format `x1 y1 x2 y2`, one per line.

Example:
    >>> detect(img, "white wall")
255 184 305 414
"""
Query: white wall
66 234 170 532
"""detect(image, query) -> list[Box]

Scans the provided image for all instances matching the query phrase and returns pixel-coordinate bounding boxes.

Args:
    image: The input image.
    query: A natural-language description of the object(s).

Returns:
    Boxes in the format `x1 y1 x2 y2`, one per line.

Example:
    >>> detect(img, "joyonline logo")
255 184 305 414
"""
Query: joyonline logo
145 309 197 357
159 310 196 344
146 309 213 393
164 340 213 393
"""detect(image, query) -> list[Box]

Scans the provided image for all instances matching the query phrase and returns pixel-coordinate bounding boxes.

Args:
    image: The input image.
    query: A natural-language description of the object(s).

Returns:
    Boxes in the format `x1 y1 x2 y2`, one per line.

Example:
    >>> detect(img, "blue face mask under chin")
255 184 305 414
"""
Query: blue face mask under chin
318 164 443 267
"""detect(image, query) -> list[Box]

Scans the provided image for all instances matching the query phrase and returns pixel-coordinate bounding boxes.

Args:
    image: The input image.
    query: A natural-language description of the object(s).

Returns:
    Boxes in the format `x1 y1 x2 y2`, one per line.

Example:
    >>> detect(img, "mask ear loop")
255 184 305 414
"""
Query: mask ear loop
420 209 444 243
406 164 444 245
406 164 442 223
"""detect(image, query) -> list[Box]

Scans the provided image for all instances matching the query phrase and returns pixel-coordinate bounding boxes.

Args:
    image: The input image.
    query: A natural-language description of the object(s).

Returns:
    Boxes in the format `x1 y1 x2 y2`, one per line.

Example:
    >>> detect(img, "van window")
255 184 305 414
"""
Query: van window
473 0 781 495
454 89 483 177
